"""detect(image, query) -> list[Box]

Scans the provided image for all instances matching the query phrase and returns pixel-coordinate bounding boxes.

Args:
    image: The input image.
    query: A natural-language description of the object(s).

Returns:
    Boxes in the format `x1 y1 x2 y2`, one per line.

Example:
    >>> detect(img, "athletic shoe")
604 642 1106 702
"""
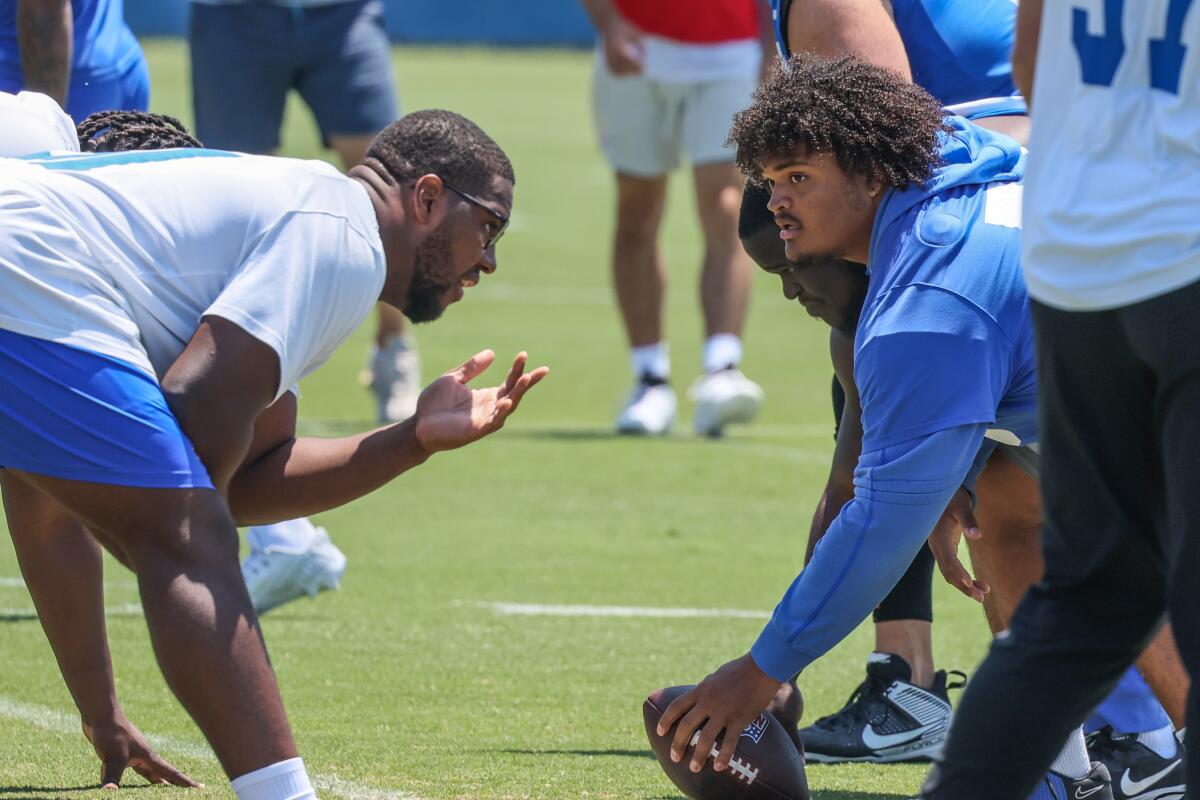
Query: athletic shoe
798 653 964 763
1086 727 1185 800
688 368 763 437
616 377 676 435
368 335 422 423
1030 763 1114 800
241 528 347 615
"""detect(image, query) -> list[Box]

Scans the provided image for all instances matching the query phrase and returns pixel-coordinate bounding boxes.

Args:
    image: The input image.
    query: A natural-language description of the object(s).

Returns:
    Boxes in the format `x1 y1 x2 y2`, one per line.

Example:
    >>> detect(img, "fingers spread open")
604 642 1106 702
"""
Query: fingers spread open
658 690 697 745
449 350 496 384
502 352 528 395
132 754 200 788
687 713 720 773
713 722 740 772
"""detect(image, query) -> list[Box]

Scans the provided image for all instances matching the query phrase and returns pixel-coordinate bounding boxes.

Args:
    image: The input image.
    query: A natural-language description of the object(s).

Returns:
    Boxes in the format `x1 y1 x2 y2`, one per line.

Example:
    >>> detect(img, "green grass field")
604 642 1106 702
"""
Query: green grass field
0 42 995 799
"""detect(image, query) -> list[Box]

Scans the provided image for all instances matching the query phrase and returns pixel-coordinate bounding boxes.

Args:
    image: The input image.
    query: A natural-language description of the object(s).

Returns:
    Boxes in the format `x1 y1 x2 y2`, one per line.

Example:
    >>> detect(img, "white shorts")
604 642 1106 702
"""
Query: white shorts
592 59 757 178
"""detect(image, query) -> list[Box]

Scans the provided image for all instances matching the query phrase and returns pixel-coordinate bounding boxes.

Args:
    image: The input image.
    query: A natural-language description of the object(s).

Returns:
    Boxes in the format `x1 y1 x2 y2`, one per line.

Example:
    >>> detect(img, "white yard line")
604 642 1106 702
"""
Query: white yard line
0 696 424 800
467 600 770 620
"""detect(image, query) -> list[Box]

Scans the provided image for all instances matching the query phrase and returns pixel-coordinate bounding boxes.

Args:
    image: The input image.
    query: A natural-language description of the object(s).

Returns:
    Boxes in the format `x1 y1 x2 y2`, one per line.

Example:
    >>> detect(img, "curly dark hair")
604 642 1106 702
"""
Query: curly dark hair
728 55 950 189
366 109 515 199
77 110 202 152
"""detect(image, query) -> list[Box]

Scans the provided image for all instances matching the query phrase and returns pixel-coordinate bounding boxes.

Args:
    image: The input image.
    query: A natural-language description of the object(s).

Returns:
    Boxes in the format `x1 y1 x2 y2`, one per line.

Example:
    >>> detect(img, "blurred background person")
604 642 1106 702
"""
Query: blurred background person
580 0 771 438
0 0 149 119
188 0 420 428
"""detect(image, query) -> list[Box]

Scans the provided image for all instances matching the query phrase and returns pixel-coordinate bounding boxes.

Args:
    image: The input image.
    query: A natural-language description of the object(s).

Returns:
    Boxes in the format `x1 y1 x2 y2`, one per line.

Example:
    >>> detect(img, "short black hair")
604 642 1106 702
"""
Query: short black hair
366 109 515 199
77 110 202 152
737 180 776 240
728 55 950 189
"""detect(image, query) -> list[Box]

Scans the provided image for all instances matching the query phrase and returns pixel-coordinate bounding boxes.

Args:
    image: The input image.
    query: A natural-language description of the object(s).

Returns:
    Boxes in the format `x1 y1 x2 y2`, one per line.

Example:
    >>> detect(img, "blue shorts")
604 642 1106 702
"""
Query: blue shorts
0 54 150 121
189 0 399 152
0 329 212 489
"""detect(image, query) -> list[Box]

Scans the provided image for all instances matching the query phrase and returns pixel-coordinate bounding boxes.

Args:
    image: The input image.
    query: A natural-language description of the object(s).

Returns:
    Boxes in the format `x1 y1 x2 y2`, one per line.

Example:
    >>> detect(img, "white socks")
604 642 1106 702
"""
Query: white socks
1137 724 1180 759
247 518 319 555
703 334 742 373
632 336 744 381
1051 727 1092 779
631 342 670 382
231 758 315 800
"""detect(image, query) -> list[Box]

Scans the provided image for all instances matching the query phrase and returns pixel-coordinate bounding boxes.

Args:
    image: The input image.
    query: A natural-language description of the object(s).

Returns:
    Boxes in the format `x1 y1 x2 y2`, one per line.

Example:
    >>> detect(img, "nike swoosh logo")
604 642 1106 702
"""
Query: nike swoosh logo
1120 759 1182 796
860 723 935 750
1074 785 1105 799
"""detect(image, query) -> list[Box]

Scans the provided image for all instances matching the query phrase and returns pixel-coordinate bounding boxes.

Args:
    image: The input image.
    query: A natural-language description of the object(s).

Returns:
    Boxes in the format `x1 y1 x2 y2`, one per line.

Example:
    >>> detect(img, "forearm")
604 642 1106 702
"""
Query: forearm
11 517 120 724
1013 0 1044 102
752 425 986 681
228 417 431 525
578 0 618 31
17 0 71 105
804 481 853 564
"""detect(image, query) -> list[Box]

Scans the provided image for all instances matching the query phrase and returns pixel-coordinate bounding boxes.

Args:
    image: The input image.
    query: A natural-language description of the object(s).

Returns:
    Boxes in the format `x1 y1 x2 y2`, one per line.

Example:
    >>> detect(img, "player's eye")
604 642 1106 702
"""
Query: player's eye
485 221 499 235
789 173 807 185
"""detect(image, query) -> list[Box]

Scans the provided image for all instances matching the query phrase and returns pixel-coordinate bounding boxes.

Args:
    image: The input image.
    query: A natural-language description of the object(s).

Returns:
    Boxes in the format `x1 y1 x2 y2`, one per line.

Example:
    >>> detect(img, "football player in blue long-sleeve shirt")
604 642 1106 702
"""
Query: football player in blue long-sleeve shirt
657 49 1041 776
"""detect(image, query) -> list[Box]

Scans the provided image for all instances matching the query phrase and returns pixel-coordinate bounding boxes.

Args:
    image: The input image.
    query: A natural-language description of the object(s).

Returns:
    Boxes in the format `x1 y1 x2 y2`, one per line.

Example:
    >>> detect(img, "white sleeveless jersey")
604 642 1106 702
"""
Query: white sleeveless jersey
1022 0 1200 310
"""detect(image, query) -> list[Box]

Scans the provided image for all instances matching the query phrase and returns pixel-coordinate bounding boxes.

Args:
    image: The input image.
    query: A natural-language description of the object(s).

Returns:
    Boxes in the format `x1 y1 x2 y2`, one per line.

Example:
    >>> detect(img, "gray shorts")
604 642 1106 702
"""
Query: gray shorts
999 442 1041 480
591 57 756 177
189 0 399 152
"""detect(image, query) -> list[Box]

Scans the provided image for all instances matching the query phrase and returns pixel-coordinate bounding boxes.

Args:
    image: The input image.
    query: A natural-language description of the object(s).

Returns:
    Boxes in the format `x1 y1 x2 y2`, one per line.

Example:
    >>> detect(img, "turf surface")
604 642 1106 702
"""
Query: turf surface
0 42 994 799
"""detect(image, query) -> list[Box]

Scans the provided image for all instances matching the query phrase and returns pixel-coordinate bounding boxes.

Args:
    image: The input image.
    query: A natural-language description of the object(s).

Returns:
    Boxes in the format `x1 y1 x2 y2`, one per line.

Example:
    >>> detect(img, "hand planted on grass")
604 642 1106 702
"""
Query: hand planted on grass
83 713 200 789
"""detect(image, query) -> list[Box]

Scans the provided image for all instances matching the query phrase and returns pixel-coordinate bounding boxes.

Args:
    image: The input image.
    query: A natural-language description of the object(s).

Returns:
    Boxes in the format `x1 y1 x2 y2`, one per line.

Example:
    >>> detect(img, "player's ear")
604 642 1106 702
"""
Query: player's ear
864 169 886 200
412 174 446 224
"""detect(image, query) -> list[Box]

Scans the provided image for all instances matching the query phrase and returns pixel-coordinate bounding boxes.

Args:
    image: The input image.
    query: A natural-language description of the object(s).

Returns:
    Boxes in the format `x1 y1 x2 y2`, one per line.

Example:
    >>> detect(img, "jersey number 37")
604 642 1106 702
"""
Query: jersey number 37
1072 0 1195 93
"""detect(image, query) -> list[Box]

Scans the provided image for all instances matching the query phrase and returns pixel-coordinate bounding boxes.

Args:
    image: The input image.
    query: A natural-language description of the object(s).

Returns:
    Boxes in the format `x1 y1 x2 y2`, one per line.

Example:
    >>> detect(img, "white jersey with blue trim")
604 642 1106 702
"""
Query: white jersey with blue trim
1022 0 1200 311
0 150 386 400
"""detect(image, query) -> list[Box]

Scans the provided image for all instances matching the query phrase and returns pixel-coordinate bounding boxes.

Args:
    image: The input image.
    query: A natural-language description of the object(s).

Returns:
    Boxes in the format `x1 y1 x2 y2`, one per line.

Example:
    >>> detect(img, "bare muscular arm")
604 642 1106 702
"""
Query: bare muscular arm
16 0 71 106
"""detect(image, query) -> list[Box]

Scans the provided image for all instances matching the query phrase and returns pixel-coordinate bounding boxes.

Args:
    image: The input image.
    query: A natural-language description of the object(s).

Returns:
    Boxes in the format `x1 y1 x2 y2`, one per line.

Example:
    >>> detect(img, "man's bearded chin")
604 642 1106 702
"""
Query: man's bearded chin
403 226 455 324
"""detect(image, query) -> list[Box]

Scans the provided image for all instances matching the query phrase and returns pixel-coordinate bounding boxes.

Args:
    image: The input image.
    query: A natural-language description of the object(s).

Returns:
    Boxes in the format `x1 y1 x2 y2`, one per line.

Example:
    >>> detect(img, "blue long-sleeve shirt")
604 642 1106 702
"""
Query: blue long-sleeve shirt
752 118 1038 682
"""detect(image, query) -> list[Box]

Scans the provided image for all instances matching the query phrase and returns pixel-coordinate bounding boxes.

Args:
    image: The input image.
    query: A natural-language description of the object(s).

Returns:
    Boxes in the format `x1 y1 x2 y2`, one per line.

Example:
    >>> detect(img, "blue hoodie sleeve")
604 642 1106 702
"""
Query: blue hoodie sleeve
751 422 988 682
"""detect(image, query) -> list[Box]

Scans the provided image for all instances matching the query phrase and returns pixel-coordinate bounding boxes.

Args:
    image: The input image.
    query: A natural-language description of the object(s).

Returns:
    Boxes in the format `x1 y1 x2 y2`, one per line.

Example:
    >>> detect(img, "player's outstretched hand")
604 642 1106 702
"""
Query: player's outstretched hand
83 713 201 789
927 486 989 603
656 653 783 774
413 350 549 453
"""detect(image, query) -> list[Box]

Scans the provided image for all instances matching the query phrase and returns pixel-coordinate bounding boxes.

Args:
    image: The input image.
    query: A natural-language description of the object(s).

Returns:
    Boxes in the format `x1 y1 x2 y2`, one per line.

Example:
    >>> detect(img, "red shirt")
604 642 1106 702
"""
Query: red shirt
614 0 761 44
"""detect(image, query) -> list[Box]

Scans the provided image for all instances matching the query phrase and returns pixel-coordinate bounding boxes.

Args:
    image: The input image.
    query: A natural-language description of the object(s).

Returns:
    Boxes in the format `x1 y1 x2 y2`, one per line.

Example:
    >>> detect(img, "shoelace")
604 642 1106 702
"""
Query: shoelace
812 674 892 730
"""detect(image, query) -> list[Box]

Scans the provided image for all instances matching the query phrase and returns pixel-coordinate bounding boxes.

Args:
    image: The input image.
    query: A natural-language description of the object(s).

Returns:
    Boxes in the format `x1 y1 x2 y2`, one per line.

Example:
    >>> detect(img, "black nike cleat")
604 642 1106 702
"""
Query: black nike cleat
1033 762 1114 800
1086 726 1185 800
797 652 965 763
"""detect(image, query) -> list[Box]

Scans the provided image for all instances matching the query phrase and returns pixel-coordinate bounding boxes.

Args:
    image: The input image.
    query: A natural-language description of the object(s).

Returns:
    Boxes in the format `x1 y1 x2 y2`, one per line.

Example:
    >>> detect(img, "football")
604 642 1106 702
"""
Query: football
642 685 810 800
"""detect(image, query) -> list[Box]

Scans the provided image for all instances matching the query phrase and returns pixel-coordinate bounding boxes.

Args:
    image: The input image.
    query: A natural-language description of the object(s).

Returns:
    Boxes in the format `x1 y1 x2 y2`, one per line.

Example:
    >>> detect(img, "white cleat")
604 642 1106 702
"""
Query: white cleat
367 336 422 423
689 368 764 437
242 528 347 616
616 380 677 435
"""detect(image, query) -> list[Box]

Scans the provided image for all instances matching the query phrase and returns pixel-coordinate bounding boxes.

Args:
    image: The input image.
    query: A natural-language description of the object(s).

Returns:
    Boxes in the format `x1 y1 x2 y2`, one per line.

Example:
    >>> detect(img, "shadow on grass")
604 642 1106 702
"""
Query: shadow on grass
497 747 655 759
0 612 38 623
811 792 914 800
0 786 157 794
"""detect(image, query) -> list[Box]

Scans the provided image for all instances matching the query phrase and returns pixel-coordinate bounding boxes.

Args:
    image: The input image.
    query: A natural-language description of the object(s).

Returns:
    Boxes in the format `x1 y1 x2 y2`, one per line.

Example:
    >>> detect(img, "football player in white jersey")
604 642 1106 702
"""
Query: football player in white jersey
0 110 547 799
922 1 1200 798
